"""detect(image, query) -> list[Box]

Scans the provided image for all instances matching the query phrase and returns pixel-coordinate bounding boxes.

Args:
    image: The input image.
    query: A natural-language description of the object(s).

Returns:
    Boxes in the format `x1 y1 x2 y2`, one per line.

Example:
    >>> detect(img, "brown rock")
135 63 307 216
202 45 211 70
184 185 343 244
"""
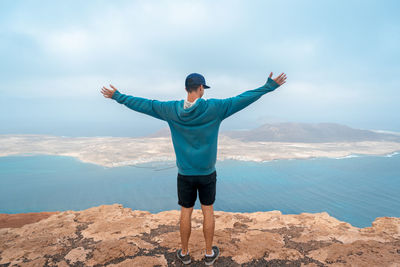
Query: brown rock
64 246 90 264
0 203 399 266
108 255 168 267
0 211 59 228
86 239 139 266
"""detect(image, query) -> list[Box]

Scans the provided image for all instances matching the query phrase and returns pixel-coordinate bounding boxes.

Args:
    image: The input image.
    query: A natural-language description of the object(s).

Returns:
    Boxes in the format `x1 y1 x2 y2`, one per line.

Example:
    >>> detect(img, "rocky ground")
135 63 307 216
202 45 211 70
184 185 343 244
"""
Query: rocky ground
0 204 399 266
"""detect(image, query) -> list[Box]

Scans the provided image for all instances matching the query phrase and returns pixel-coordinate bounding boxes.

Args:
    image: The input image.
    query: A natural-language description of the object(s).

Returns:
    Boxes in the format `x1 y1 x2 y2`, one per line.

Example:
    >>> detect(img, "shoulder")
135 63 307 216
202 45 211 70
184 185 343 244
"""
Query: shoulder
205 98 229 106
156 99 180 105
205 98 221 103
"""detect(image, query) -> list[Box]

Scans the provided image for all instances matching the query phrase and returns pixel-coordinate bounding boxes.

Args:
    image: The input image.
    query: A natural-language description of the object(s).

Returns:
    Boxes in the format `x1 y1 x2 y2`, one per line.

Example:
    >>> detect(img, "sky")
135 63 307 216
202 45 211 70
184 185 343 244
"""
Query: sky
1 0 399 137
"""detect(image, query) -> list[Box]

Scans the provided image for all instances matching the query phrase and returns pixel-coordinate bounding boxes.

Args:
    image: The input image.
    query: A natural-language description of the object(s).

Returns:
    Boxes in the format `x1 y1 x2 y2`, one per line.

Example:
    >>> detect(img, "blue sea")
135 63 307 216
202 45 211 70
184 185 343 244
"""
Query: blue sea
1 152 399 228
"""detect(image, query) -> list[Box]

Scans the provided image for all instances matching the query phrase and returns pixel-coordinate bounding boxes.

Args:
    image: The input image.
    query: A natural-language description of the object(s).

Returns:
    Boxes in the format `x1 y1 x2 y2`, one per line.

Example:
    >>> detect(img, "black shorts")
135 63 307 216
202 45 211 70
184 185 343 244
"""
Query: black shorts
177 170 217 208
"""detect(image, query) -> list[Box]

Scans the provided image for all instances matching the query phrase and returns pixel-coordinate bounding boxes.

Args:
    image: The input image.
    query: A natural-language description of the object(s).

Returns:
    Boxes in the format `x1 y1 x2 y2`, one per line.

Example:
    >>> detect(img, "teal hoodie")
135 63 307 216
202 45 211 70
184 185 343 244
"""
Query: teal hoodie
111 77 280 175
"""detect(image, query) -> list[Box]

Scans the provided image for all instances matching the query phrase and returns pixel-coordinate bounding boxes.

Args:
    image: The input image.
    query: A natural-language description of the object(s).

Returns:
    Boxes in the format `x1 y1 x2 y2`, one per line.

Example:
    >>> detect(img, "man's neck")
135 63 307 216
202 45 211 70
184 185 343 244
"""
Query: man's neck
186 95 200 102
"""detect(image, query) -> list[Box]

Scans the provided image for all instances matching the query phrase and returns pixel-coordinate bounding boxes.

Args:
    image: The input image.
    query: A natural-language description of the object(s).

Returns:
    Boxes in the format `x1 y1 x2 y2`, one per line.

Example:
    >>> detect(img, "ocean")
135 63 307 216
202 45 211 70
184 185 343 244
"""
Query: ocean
0 152 399 228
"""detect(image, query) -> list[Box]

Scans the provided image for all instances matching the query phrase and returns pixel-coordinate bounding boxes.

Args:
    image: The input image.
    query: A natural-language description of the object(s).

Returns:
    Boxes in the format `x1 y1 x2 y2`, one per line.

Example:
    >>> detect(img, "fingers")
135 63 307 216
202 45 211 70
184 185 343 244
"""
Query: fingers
272 72 287 85
101 87 108 93
101 86 113 98
269 72 273 78
109 84 117 91
101 91 110 98
277 73 286 83
101 87 110 94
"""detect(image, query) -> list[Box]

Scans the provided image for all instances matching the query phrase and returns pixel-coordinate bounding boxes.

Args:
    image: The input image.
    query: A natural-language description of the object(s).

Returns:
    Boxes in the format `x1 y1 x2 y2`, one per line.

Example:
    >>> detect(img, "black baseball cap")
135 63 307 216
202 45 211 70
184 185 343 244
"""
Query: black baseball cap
185 73 210 89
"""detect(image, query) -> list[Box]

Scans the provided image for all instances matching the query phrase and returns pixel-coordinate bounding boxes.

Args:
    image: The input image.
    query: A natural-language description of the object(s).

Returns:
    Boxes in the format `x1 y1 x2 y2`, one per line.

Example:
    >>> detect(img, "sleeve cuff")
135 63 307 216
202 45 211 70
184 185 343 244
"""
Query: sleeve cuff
111 90 121 100
264 77 280 90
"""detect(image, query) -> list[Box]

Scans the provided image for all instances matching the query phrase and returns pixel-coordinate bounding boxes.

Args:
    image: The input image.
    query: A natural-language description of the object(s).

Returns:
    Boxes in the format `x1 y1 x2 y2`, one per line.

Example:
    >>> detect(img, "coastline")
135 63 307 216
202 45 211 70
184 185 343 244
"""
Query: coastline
1 134 400 168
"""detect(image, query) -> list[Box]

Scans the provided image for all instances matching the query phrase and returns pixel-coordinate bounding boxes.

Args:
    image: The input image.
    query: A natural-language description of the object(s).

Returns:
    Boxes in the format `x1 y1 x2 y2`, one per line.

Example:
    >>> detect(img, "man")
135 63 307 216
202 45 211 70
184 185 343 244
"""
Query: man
101 72 287 265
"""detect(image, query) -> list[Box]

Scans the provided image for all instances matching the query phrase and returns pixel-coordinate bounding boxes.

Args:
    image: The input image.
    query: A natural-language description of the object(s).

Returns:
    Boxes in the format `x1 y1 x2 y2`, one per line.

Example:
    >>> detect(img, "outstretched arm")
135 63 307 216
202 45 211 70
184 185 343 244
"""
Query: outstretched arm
101 84 171 121
218 72 286 120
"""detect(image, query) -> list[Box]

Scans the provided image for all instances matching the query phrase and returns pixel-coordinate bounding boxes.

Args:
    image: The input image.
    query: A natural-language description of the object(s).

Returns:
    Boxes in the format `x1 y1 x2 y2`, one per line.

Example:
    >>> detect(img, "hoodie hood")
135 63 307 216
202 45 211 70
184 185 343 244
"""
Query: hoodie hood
176 98 207 122
183 98 199 109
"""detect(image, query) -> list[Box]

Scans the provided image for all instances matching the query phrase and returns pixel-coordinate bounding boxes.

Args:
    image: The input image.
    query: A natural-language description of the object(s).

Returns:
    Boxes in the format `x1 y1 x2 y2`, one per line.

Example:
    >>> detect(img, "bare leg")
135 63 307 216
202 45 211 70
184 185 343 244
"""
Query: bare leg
201 204 214 254
180 206 193 254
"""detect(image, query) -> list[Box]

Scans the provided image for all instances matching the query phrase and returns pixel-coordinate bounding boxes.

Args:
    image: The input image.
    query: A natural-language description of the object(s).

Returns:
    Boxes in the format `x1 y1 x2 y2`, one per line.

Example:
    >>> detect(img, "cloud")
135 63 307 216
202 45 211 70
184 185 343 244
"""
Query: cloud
43 30 91 57
1 0 400 133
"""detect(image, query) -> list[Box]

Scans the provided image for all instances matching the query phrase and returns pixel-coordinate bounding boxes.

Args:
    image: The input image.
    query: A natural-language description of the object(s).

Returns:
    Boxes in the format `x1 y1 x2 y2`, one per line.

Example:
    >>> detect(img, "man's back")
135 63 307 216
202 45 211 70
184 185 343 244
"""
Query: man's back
167 98 223 175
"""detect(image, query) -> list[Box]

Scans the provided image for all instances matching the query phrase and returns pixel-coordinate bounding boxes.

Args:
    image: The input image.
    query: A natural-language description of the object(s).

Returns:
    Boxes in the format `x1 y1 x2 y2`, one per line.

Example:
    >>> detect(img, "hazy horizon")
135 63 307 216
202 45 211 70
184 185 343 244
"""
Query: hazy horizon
2 120 399 139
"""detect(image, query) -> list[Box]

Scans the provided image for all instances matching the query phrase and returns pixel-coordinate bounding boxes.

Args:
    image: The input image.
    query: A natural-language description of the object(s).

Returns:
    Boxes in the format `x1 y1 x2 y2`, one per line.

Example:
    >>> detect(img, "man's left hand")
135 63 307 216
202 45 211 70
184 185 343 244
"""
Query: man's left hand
101 84 118 99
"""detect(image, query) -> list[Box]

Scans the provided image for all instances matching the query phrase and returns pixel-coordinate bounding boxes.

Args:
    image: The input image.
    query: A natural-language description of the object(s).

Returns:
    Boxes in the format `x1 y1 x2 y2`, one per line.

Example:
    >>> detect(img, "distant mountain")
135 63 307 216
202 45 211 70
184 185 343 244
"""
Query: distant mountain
147 122 400 143
221 122 400 143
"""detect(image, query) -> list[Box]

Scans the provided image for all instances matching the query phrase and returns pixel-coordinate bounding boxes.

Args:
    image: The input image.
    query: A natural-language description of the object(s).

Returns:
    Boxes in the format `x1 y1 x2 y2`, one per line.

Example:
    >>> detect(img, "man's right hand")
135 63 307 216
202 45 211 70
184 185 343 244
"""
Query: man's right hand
269 72 287 86
101 84 118 99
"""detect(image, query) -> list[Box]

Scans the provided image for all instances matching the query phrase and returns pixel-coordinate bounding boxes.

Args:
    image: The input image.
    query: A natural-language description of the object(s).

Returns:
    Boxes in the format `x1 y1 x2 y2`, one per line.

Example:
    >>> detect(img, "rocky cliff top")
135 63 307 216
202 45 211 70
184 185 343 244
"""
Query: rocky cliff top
1 204 399 266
